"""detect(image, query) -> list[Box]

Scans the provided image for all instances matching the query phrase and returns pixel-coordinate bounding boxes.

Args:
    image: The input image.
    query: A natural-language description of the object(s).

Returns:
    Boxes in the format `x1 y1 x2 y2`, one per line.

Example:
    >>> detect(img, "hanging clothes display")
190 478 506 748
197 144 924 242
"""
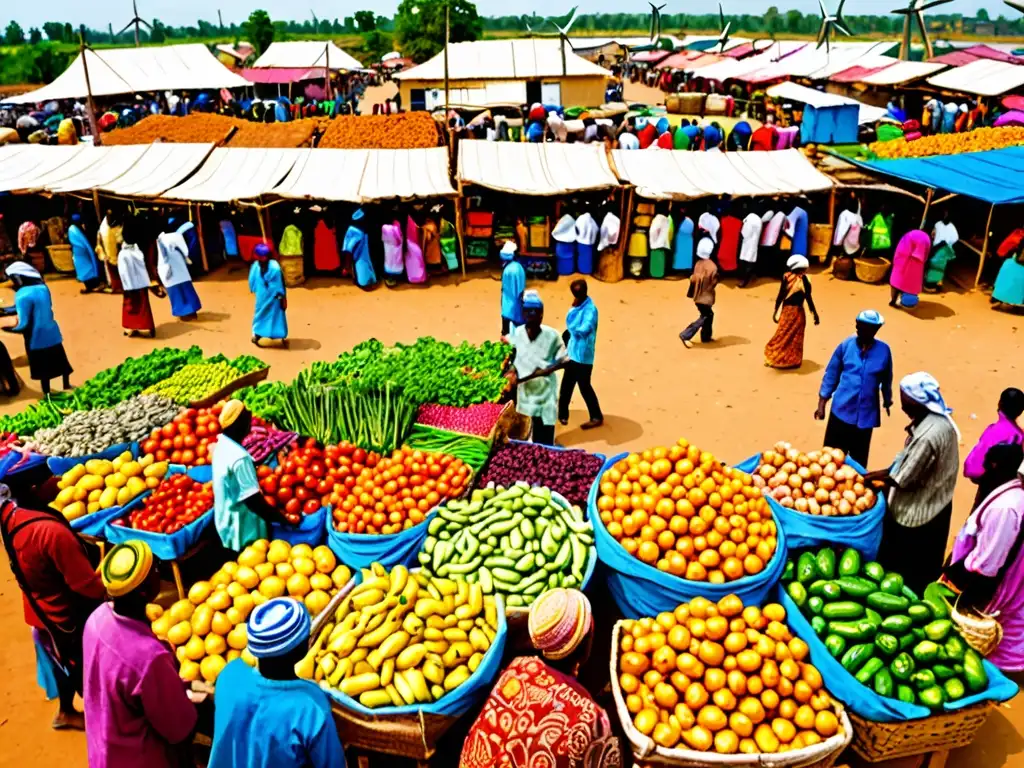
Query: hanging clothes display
422 218 442 269
382 220 404 277
648 213 671 279
278 224 303 257
219 219 239 260
717 214 742 272
343 209 376 289
552 213 577 276
574 212 599 276
313 218 341 272
440 219 459 271
405 216 426 284
673 215 695 272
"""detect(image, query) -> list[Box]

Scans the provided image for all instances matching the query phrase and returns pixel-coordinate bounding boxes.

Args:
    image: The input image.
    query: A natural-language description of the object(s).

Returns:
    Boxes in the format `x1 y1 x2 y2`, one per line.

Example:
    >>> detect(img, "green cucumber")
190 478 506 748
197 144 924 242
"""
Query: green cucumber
866 592 910 614
963 649 989 693
811 616 828 637
855 657 885 684
943 635 967 662
816 548 837 580
908 602 933 624
821 582 843 601
807 596 825 616
912 641 941 664
932 664 957 681
944 677 966 702
797 552 817 583
841 643 875 672
828 619 876 642
924 619 953 643
897 684 917 704
822 601 865 620
836 577 876 599
873 667 894 697
824 634 847 658
879 572 905 596
783 560 795 583
787 581 808 608
838 547 862 577
880 615 913 634
863 561 886 582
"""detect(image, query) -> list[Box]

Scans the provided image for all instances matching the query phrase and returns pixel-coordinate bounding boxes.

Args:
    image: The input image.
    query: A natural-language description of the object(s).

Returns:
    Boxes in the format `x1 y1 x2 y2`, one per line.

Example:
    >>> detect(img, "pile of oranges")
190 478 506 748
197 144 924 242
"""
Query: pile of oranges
615 595 844 755
596 439 776 582
870 125 1024 159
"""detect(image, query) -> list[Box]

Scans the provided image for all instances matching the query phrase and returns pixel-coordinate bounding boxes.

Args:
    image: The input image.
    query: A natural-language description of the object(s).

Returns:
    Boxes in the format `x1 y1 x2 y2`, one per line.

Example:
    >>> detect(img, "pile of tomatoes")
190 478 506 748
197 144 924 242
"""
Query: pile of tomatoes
127 473 214 534
142 404 224 466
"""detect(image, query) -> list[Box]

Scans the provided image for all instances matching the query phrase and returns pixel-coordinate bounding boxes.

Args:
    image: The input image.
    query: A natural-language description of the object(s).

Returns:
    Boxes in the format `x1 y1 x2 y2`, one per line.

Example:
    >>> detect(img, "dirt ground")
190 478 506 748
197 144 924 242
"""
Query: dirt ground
0 265 1021 766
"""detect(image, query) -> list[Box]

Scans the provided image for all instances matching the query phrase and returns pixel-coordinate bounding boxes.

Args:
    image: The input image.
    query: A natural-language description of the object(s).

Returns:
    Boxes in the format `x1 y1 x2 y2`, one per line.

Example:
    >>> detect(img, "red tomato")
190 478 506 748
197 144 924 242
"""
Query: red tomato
161 424 176 439
303 474 318 490
295 486 310 502
285 498 301 516
277 487 293 502
304 499 320 515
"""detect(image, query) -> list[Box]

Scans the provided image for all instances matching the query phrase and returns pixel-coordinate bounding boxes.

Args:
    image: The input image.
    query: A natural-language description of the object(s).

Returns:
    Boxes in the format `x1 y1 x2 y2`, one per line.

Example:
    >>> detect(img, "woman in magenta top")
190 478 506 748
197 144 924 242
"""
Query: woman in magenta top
889 229 931 308
948 443 1024 672
965 388 1024 484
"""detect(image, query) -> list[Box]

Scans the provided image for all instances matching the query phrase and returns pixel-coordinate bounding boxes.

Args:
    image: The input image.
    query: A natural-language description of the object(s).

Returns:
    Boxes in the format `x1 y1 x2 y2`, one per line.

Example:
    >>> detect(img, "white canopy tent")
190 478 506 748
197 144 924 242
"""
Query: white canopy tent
2 44 249 104
765 81 888 125
689 43 807 81
272 147 455 202
34 145 150 194
610 148 833 200
251 41 364 72
457 142 618 196
394 39 612 82
98 143 215 197
742 42 885 82
162 148 304 202
0 145 86 193
927 59 1024 97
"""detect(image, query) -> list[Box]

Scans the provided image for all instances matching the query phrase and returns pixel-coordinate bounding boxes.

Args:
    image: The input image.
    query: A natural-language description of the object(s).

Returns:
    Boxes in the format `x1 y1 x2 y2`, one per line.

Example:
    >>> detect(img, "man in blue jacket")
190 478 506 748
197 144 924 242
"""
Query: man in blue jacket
558 279 603 430
500 241 525 335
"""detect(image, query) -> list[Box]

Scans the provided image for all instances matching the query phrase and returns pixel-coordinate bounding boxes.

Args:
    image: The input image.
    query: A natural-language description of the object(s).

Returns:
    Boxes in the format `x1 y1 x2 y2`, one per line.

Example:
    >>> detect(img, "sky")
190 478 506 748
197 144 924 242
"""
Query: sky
4 0 1012 30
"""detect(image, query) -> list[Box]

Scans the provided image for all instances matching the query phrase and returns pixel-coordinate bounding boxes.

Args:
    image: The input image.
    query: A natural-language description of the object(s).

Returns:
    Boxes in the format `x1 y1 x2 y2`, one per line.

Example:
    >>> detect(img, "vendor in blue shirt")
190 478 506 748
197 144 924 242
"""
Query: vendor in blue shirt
814 309 893 466
500 241 526 336
209 597 345 768
558 279 603 430
3 261 73 396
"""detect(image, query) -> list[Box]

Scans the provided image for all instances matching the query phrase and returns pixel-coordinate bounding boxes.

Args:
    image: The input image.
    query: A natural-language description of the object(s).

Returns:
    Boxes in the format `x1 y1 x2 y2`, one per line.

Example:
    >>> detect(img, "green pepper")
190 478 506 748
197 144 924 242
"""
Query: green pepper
787 581 808 608
912 640 940 664
874 667 894 697
821 582 843 601
811 616 828 637
838 547 862 577
864 608 884 627
881 615 913 634
836 576 876 599
944 635 967 662
932 664 957 681
918 685 946 710
867 592 910 614
808 579 829 596
910 669 937 691
898 632 918 652
890 652 916 681
880 572 905 596
874 633 900 657
797 552 818 583
782 560 795 583
944 677 967 702
923 582 953 620
817 547 837 580
841 643 875 672
822 601 865 620
897 684 917 704
963 649 989 693
808 596 825 616
828 619 876 642
863 561 886 582
825 634 847 658
856 657 885 684
924 619 953 643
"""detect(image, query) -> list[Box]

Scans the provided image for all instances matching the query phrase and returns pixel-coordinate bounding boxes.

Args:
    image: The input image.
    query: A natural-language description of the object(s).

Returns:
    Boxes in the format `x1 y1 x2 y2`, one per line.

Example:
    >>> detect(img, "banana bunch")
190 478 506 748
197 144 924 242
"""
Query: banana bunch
306 562 502 708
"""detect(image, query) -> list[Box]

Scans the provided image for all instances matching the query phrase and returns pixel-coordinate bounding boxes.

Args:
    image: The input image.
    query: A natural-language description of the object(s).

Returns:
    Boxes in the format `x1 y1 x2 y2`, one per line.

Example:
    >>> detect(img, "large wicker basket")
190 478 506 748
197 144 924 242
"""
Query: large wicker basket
854 256 891 284
950 597 1003 657
279 253 305 287
847 702 995 762
609 622 853 767
47 244 74 273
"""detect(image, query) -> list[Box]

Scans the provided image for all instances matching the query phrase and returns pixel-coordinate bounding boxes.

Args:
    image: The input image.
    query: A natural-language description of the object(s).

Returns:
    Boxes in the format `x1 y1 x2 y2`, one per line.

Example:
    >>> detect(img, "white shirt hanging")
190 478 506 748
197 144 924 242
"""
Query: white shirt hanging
552 214 577 244
598 213 621 251
649 214 672 250
739 213 763 263
698 212 720 244
834 209 864 255
575 213 599 245
933 221 959 248
156 232 192 289
117 244 150 292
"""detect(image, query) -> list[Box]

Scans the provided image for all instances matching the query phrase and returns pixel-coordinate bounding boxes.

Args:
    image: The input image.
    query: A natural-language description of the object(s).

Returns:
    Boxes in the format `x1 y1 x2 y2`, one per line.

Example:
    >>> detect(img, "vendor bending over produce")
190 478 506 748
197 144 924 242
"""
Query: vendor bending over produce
212 400 288 553
504 290 568 446
209 597 345 768
83 541 198 768
3 261 73 396
461 588 620 767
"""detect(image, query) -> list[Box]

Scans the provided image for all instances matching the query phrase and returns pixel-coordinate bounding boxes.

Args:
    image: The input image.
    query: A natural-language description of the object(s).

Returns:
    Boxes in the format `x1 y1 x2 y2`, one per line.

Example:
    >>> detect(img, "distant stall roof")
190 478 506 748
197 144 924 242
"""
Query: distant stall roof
457 142 618 196
394 39 612 81
99 143 215 197
0 145 86 193
655 50 706 70
927 59 1024 97
740 42 886 83
830 62 896 83
162 147 304 202
693 43 806 81
858 60 947 85
35 145 150 194
610 147 833 200
631 50 671 64
929 44 1024 66
845 147 1024 205
2 44 249 104
766 81 887 125
272 147 455 202
251 41 363 72
240 68 323 84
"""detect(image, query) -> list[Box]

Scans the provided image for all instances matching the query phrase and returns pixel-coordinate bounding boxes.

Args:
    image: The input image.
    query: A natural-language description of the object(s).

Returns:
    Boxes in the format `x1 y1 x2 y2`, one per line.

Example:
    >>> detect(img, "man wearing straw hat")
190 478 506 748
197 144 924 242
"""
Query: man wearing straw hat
209 597 345 768
82 541 198 767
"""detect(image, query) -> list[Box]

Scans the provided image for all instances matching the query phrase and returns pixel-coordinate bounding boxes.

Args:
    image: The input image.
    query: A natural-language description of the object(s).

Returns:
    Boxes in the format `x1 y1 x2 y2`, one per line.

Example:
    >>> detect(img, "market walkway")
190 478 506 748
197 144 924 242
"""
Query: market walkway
0 269 1021 767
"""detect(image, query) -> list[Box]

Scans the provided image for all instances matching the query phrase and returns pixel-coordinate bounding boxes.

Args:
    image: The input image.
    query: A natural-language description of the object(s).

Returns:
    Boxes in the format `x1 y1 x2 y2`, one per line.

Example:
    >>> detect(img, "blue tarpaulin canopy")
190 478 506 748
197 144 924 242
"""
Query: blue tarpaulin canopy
848 146 1024 205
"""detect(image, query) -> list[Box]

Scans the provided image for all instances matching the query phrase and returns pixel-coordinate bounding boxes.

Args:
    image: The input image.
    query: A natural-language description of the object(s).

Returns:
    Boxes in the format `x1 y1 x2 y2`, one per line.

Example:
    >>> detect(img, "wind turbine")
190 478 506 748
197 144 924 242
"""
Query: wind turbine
892 0 952 60
548 7 580 77
1006 0 1024 13
816 0 851 52
649 3 667 44
116 0 152 47
716 4 733 52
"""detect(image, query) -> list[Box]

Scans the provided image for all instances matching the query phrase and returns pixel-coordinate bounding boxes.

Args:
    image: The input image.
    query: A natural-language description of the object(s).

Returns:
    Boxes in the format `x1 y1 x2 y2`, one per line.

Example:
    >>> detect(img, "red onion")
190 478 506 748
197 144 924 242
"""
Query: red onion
416 403 506 438
477 441 604 508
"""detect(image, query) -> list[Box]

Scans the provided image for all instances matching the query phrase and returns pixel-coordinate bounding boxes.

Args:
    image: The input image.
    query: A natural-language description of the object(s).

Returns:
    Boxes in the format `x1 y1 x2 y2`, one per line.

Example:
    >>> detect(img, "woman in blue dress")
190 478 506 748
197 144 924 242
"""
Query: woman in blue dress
249 243 288 347
673 209 695 273
2 262 72 395
343 208 377 290
156 220 202 320
67 214 102 293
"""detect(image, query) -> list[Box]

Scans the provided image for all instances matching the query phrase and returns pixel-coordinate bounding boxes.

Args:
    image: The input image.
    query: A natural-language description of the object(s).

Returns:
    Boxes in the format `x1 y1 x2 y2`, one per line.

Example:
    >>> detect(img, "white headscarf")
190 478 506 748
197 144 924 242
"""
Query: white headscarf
698 212 720 244
552 213 577 244
696 237 714 260
117 243 150 292
6 261 41 281
598 212 620 251
900 372 961 441
787 255 810 271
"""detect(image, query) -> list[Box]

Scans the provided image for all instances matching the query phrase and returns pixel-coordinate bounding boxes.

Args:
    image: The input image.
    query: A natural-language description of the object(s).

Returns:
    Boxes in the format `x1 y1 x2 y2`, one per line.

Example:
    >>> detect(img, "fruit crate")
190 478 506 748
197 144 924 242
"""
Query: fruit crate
609 621 853 767
846 702 994 763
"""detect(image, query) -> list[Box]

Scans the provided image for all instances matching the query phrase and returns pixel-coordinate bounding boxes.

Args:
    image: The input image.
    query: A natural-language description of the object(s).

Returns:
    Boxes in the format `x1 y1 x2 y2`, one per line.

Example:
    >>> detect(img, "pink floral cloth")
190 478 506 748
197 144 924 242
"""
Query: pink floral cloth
890 229 931 296
18 221 40 254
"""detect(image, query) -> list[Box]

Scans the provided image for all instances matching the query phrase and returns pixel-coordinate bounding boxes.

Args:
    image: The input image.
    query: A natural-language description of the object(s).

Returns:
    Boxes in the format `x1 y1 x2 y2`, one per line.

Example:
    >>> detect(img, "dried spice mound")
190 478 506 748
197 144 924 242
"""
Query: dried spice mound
318 112 442 149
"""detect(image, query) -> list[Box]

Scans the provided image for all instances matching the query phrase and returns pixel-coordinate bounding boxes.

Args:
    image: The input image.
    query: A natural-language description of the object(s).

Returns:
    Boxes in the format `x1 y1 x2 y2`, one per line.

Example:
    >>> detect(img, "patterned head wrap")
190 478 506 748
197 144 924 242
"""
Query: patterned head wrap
247 597 310 658
856 309 885 326
900 371 960 440
528 588 592 660
219 399 246 429
100 541 154 598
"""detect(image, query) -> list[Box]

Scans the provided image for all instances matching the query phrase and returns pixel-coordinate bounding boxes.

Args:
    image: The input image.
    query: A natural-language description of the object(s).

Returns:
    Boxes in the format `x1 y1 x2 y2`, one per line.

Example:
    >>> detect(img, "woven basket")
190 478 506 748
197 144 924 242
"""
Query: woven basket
329 703 454 760
847 702 994 762
279 253 305 287
595 247 624 283
951 599 1003 657
47 244 74 273
854 256 891 284
609 622 852 767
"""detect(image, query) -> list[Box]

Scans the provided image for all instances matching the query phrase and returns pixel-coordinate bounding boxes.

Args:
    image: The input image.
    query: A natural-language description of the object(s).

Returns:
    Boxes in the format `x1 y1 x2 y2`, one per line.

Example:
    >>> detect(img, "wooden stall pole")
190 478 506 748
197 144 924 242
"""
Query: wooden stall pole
195 204 209 273
444 3 451 113
324 43 332 101
919 187 934 229
80 37 102 146
91 189 102 221
616 186 635 267
455 180 467 279
975 203 995 289
827 186 836 229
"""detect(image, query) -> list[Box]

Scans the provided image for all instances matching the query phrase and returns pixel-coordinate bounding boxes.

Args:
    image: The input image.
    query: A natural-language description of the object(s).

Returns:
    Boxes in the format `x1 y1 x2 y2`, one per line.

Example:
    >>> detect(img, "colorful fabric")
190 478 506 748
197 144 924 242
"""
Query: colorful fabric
787 255 810 271
460 656 618 768
248 597 310 658
889 413 960 528
951 478 1024 671
382 221 404 277
117 245 150 292
501 261 526 324
12 284 62 351
96 218 123 266
100 540 153 597
566 297 598 365
964 413 1024 481
765 304 806 369
857 309 885 326
122 290 155 334
868 213 893 251
890 229 931 296
673 216 694 271
219 400 246 428
312 220 339 272
7 261 41 281
785 206 809 257
924 242 956 286
212 434 266 551
68 224 100 283
761 210 785 247
166 282 201 318
249 260 288 340
405 216 426 284
18 221 40 254
343 211 376 288
220 220 239 258
740 213 762 264
278 225 303 257
819 336 893 430
83 603 198 768
156 232 192 289
529 588 592 660
422 219 442 267
834 209 863 255
994 256 1024 306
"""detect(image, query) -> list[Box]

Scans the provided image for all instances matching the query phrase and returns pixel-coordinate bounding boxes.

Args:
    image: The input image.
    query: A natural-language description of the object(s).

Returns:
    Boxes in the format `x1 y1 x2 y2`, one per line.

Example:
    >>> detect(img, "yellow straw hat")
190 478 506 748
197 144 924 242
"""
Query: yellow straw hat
219 399 246 429
99 540 154 598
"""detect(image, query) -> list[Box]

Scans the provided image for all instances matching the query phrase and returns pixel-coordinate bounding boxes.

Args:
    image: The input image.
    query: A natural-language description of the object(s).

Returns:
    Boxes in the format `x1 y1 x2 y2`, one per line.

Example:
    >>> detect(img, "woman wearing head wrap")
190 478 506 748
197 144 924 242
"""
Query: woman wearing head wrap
249 243 288 347
889 228 931 309
679 236 719 346
118 219 165 338
461 589 621 768
865 372 960 596
342 208 377 289
814 310 893 466
83 541 198 767
505 291 569 446
156 219 202 320
212 400 285 552
946 443 1024 671
208 598 344 768
68 213 102 293
499 241 526 335
3 261 73 395
764 255 819 369
0 463 105 730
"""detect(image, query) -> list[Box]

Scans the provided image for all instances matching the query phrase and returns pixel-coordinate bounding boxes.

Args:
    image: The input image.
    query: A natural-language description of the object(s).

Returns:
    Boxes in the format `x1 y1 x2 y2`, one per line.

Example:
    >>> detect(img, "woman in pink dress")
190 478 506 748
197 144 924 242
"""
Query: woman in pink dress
947 442 1024 671
889 229 931 308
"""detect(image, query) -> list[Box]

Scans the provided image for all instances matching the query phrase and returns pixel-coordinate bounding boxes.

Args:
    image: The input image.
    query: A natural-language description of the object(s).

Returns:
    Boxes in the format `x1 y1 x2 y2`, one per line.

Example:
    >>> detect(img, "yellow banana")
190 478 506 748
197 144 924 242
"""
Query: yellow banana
353 660 374 676
357 618 399 649
426 615 446 630
422 659 445 685
385 684 404 707
424 639 449 655
469 628 489 653
444 665 471 691
351 589 385 609
457 619 475 632
377 630 410 661
442 628 468 642
404 668 431 703
468 652 484 673
431 683 445 700
433 577 457 597
443 641 474 668
392 670 417 705
396 643 427 671
371 562 387 578
455 580 469 607
380 658 395 687
359 689 392 708
402 614 424 635
387 565 408 597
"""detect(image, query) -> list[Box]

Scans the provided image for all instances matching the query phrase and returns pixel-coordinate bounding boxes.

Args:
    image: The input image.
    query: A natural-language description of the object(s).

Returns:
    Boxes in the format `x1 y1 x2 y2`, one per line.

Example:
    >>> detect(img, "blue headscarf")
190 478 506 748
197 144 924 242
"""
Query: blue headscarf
247 597 310 658
253 242 271 259
522 289 543 309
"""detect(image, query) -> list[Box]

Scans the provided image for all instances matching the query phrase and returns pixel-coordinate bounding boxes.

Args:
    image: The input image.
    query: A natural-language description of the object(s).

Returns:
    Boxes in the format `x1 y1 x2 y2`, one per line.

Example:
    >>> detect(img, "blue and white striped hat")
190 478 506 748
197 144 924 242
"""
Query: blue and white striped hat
856 309 885 326
247 597 310 659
